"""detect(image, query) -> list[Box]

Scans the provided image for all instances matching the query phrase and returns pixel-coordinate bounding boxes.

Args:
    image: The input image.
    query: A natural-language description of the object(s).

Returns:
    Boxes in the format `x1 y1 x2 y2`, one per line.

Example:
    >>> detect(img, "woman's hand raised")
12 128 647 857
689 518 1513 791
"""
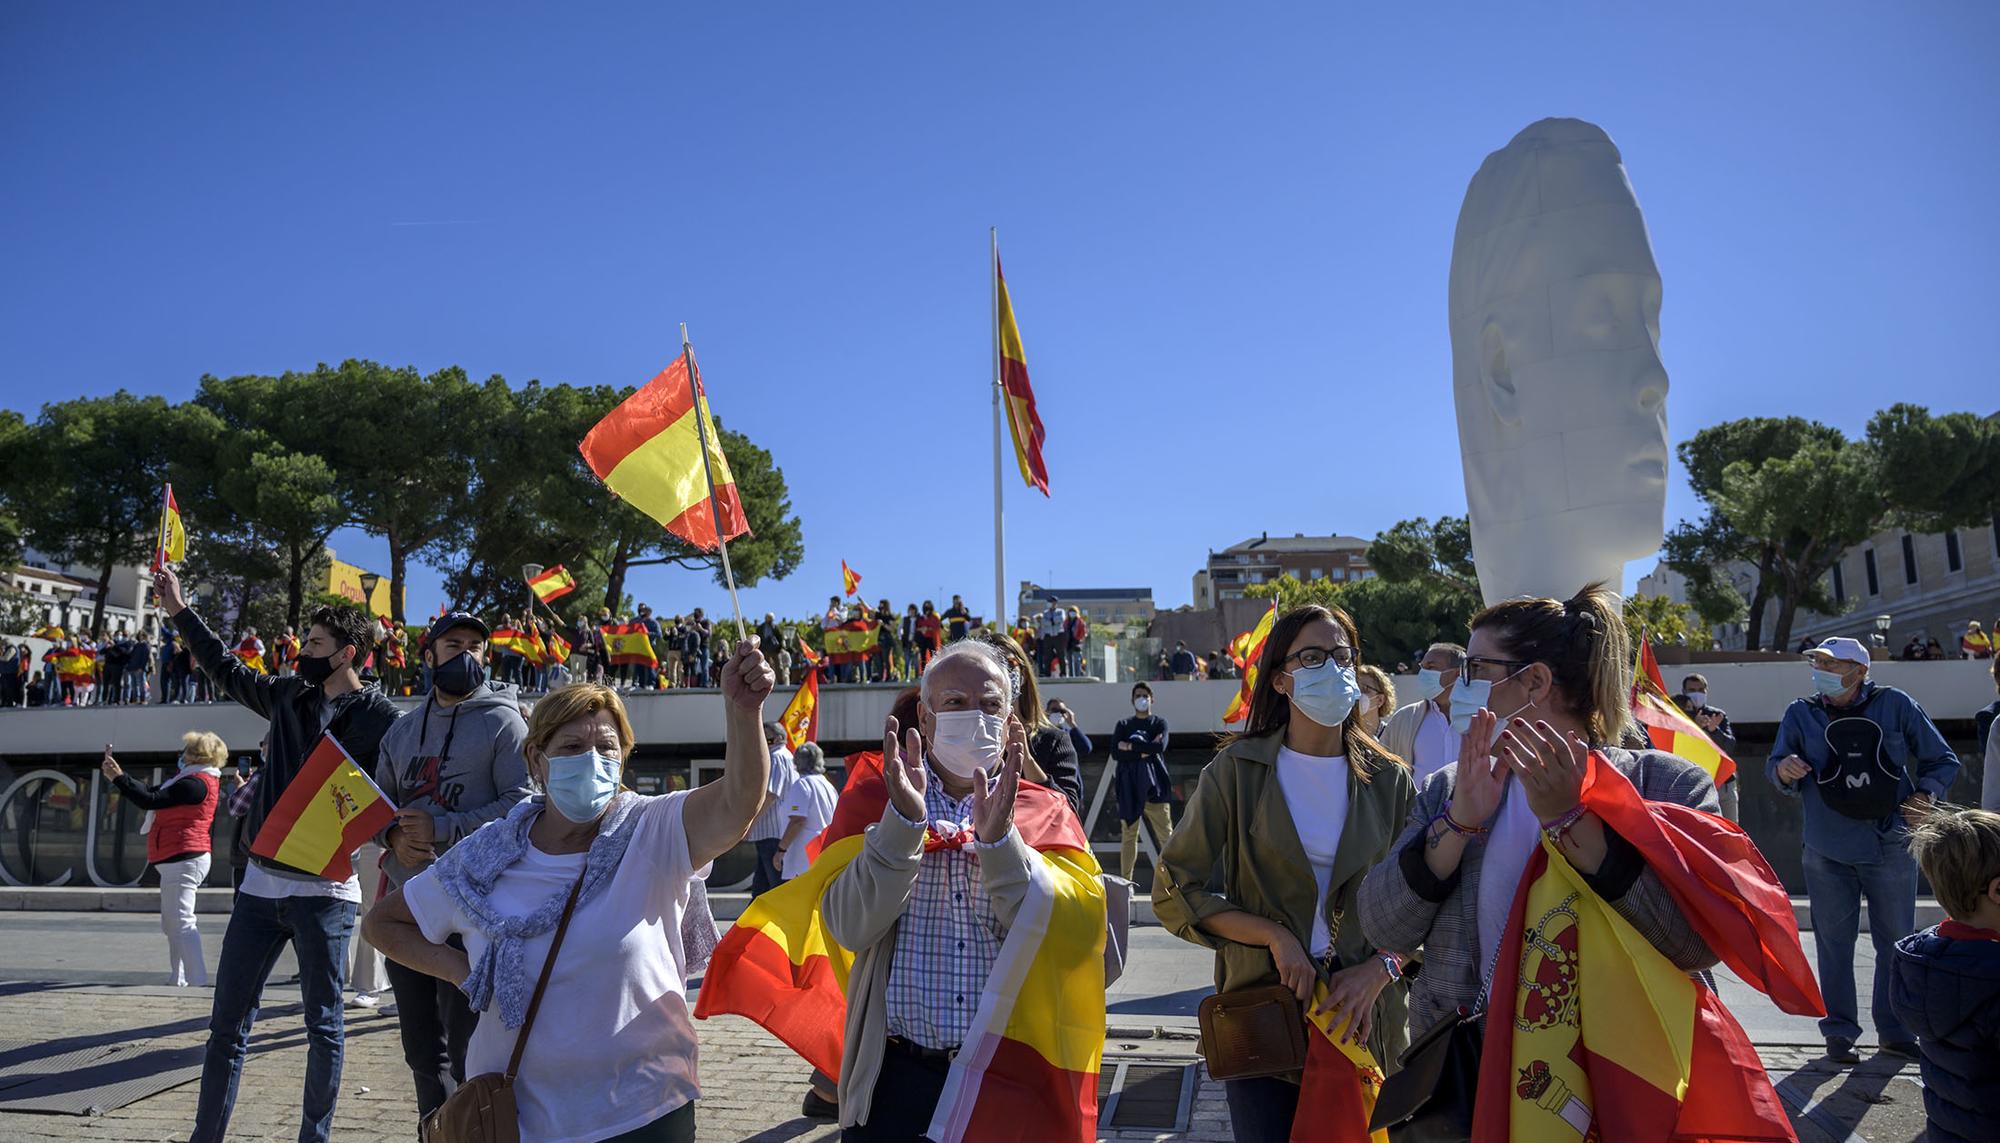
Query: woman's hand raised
1448 708 1505 826
720 638 775 713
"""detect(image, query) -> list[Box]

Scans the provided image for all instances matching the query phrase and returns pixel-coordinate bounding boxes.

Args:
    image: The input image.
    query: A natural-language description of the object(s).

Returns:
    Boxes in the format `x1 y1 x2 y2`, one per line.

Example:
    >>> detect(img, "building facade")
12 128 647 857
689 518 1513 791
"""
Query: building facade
6 550 158 637
1638 516 2000 654
1193 532 1374 607
1016 584 1155 627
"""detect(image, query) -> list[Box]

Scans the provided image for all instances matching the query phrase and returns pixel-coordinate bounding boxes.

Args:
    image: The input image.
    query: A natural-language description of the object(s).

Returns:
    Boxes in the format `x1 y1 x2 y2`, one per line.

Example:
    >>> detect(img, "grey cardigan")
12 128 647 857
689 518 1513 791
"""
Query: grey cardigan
820 800 1040 1130
1356 746 1720 1039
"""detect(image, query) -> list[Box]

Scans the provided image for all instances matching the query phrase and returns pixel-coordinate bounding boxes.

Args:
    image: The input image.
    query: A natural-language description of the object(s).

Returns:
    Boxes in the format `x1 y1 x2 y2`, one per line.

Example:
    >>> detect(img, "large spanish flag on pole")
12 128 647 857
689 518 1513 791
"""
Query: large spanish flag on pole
696 776 1106 1142
250 735 398 882
995 244 1049 497
1469 754 1822 1143
578 355 750 552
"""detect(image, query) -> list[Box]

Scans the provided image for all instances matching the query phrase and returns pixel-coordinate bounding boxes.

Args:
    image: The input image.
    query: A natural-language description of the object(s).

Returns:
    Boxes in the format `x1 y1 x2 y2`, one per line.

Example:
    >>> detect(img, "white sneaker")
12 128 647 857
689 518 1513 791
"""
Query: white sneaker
347 992 381 1009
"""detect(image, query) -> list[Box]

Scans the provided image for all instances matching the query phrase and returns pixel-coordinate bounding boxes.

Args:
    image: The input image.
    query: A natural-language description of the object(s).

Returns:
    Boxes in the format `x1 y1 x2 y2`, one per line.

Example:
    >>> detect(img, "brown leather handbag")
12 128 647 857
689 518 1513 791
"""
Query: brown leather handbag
1198 984 1309 1080
422 870 587 1143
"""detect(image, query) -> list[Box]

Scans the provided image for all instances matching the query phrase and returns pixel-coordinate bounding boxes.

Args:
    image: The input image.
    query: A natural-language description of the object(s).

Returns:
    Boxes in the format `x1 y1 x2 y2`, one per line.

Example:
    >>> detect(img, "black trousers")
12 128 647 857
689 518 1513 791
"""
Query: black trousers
751 837 783 896
842 1042 950 1141
1225 1074 1302 1142
601 1100 694 1142
384 956 478 1120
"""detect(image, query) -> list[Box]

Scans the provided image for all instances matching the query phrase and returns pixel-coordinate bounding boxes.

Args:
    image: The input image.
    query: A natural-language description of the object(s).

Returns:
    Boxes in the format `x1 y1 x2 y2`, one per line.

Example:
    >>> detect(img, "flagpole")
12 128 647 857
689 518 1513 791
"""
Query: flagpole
681 324 748 638
991 227 1006 633
154 483 172 570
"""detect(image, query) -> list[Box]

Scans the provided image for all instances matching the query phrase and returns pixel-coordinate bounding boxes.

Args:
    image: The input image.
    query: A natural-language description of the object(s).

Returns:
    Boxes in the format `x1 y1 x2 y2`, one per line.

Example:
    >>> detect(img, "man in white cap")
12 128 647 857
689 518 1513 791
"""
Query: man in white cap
1770 635 1961 1065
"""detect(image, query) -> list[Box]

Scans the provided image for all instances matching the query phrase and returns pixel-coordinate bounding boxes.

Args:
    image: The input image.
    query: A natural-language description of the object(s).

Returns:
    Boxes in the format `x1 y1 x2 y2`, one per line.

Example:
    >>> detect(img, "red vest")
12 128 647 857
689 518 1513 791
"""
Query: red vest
148 770 219 863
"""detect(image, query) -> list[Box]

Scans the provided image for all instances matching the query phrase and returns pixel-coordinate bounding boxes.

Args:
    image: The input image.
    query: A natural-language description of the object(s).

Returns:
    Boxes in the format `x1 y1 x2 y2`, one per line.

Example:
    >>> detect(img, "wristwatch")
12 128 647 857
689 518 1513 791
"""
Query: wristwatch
1377 952 1403 983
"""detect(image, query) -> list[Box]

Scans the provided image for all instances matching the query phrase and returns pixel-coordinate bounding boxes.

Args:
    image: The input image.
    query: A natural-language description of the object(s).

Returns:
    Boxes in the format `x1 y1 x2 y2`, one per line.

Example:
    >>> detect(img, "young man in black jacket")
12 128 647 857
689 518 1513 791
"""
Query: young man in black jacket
154 566 403 1143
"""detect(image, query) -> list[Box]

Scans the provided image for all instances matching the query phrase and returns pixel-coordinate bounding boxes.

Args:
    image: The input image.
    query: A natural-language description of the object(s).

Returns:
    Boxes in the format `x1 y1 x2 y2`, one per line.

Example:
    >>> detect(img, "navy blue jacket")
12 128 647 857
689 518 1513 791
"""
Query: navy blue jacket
1889 921 2000 1143
1767 682 1959 863
1110 714 1172 822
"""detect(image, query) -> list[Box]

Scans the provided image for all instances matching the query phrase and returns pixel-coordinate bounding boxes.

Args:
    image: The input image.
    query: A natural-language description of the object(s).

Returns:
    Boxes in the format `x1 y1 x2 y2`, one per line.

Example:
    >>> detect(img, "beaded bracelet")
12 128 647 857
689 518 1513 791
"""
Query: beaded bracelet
1435 801 1489 837
1541 804 1588 845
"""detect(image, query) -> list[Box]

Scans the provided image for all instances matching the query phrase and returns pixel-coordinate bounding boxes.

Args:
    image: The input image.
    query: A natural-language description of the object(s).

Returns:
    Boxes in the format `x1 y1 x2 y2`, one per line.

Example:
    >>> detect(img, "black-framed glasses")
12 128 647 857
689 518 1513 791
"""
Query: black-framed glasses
1285 645 1356 669
1462 655 1533 682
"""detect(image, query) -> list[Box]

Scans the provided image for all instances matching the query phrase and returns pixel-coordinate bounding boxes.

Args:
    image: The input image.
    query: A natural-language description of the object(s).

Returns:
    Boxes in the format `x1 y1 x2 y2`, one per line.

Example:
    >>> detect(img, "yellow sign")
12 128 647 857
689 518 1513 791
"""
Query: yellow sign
327 558 393 615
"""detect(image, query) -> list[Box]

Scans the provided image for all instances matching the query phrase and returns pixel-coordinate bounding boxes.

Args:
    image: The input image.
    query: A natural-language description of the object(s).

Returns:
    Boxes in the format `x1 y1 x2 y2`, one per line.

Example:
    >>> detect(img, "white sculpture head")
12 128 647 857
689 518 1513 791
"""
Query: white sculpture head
1449 118 1669 606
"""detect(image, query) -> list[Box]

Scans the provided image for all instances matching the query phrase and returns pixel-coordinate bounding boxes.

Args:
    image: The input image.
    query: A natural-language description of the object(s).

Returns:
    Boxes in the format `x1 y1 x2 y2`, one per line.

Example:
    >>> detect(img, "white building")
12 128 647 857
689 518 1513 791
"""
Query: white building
5 549 160 637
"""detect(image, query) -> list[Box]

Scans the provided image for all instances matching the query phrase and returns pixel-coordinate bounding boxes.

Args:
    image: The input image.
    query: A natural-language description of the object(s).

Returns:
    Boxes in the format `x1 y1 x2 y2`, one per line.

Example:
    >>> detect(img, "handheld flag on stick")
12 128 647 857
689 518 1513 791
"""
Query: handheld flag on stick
526 564 577 603
840 560 861 597
250 734 398 882
1630 640 1738 786
153 484 186 571
798 635 823 668
778 669 820 751
577 327 751 630
1223 603 1278 724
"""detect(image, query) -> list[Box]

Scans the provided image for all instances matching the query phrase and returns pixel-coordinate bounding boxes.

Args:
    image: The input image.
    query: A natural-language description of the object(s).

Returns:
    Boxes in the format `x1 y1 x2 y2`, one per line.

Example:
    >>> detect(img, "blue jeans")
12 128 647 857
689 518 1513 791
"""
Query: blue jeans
1225 1075 1301 1142
1802 840 1917 1043
192 891 356 1143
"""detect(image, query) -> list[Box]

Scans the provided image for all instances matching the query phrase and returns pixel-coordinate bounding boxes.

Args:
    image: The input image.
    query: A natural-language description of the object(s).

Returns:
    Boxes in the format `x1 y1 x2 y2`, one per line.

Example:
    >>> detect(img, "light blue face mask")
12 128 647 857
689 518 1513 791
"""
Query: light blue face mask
1415 668 1447 701
1287 661 1364 728
1447 666 1530 734
544 749 622 823
1811 668 1852 698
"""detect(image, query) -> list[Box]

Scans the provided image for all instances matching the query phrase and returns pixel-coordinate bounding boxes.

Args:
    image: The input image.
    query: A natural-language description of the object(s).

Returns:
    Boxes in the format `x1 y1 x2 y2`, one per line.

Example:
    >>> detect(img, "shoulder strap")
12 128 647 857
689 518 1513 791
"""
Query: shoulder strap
505 868 588 1081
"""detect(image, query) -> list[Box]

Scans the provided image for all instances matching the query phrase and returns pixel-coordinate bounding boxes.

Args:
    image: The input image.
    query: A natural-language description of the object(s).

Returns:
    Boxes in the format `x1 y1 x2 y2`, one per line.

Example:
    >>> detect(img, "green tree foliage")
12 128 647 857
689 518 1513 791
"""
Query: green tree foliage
1366 516 1479 596
6 392 206 634
1623 593 1715 651
0 408 26 569
1711 438 1881 651
1866 403 2000 533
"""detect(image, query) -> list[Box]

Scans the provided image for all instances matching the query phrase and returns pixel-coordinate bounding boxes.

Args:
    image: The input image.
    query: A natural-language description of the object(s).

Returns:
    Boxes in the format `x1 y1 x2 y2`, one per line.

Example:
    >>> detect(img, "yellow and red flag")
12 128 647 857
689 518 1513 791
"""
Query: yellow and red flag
840 559 861 597
1223 603 1278 724
578 355 749 551
56 646 97 684
543 628 573 668
527 564 578 603
489 625 533 660
696 775 1104 1142
797 634 823 668
153 483 186 571
1631 642 1737 786
778 669 820 751
1296 984 1390 1142
822 619 879 664
601 621 658 667
250 734 399 882
1469 754 1821 1143
234 636 266 675
996 244 1050 496
31 624 64 641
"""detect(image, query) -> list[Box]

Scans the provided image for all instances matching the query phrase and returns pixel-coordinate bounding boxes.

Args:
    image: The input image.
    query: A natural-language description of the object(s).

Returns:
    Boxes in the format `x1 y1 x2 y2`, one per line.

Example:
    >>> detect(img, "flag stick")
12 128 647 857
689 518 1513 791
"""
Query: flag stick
154 483 172 570
990 227 1006 633
681 324 748 638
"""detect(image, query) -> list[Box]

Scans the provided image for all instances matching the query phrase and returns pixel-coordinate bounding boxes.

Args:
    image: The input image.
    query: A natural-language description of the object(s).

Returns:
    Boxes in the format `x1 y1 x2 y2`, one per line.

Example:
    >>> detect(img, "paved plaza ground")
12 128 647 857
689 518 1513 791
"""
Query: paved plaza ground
0 910 1933 1141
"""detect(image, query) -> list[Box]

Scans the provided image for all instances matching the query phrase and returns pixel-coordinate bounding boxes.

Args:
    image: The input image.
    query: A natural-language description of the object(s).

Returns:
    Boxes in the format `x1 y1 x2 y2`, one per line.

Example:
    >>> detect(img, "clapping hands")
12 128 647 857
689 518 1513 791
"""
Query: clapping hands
883 717 928 823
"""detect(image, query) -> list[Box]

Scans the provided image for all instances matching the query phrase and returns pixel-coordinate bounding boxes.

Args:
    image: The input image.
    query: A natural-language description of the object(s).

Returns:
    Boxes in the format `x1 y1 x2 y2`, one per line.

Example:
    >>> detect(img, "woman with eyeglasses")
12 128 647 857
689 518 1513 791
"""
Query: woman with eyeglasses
1357 582 1722 1056
1153 605 1414 1141
1354 664 1395 738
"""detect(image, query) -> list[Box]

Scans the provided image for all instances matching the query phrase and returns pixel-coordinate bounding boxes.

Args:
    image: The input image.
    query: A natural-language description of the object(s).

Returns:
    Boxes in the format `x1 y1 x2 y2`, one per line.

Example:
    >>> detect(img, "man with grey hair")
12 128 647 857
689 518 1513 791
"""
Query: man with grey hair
1381 642 1465 783
775 742 839 882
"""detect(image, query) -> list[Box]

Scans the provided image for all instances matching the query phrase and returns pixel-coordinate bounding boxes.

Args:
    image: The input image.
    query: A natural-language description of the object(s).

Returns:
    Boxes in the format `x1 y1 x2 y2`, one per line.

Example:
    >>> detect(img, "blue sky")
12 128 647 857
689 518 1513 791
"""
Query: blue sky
4 4 1995 624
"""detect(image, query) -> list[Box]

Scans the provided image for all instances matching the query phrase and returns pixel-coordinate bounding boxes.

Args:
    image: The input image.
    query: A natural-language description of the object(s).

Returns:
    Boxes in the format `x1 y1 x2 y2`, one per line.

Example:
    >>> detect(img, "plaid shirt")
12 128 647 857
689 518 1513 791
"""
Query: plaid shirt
884 771 1009 1049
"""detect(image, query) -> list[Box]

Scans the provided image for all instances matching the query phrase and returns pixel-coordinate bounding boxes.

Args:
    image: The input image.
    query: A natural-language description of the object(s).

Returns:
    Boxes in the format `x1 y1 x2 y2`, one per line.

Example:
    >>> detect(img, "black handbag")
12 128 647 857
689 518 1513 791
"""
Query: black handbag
1367 1003 1482 1141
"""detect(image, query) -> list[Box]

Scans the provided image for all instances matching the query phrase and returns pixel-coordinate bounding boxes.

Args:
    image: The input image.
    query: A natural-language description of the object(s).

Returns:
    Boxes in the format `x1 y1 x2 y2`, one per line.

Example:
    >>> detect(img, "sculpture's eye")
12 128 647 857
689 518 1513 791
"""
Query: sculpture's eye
1481 319 1519 423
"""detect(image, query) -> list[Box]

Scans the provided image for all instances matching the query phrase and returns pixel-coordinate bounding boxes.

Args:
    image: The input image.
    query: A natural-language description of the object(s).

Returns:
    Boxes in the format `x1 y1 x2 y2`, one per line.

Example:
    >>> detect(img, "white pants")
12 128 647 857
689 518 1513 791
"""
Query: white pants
349 843 388 994
157 854 210 986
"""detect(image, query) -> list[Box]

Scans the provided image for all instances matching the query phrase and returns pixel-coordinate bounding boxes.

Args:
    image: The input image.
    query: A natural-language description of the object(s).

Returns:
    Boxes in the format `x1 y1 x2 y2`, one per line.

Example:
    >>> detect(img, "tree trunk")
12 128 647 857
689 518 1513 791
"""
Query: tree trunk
388 529 408 625
1744 547 1776 651
1771 568 1803 652
91 559 113 637
604 540 632 616
286 542 306 633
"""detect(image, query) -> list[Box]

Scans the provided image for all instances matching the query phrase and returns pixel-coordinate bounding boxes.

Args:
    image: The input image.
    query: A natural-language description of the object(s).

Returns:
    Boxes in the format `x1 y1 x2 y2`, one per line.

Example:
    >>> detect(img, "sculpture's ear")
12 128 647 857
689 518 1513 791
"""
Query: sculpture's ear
1480 318 1521 424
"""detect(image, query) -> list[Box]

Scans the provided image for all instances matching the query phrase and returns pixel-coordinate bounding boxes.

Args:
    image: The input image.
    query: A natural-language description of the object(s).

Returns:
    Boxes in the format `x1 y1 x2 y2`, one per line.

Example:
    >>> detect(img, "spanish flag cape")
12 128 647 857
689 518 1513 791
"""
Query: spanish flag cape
1472 754 1824 1143
695 770 1108 1143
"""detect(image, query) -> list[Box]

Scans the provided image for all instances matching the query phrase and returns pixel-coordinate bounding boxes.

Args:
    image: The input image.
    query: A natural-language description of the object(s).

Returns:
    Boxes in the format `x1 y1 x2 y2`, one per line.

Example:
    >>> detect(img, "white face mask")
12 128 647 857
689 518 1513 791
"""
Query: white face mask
1682 691 1706 710
1448 666 1531 734
1286 661 1364 728
1134 696 1152 713
928 709 1006 779
1415 668 1447 701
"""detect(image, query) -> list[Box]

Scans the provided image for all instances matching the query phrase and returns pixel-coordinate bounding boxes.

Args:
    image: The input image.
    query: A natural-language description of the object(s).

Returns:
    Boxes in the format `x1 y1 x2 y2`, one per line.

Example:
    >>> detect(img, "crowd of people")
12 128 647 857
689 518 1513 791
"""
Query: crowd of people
23 560 2000 1143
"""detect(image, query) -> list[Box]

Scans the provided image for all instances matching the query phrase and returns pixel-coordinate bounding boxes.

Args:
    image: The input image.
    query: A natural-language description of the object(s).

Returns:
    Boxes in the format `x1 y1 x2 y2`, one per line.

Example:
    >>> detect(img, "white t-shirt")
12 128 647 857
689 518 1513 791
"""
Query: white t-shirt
1412 702 1463 786
779 773 840 880
402 792 701 1143
240 862 361 902
1274 745 1350 957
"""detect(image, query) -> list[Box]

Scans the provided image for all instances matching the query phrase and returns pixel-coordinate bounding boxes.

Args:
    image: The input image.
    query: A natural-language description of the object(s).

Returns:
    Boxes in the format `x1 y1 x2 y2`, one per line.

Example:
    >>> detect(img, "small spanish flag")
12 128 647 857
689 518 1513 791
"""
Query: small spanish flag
250 734 398 882
1223 603 1278 724
578 354 750 552
778 669 820 751
797 634 823 668
1630 642 1738 786
234 636 267 676
996 241 1050 496
602 621 658 667
840 559 861 597
154 483 186 571
527 564 578 603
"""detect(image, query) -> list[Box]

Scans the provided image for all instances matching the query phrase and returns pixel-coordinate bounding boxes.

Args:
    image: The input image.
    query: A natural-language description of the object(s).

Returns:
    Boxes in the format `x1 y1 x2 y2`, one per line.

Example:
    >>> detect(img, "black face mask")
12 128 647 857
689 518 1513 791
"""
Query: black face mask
431 650 487 697
296 648 344 686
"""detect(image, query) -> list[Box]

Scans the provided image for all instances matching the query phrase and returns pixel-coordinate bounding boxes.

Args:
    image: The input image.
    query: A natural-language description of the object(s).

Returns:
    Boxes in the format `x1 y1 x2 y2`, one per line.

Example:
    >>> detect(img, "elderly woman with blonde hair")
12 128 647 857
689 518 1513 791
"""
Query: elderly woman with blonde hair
103 731 228 987
365 639 775 1143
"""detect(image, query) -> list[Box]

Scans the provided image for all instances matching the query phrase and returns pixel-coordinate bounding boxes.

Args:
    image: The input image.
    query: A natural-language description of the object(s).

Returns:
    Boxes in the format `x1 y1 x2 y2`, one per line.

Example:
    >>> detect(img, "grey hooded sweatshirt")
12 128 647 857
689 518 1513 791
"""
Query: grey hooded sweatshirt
373 680 533 889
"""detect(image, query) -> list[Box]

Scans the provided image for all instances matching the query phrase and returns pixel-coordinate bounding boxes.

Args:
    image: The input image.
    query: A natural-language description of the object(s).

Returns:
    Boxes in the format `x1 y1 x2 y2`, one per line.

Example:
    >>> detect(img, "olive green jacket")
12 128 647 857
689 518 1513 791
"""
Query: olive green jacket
1152 729 1416 1070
